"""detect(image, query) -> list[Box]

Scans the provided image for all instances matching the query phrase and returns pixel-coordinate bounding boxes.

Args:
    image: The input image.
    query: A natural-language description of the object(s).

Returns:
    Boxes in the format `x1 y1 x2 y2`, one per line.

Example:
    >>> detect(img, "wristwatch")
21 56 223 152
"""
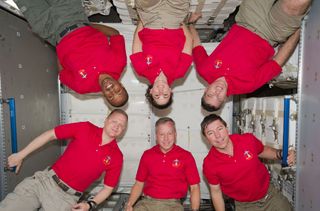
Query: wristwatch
87 200 97 211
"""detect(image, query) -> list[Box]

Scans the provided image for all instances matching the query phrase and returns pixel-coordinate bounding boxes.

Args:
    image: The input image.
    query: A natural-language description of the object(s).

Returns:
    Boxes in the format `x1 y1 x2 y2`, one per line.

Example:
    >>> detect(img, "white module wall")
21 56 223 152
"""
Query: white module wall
239 96 297 148
60 23 233 199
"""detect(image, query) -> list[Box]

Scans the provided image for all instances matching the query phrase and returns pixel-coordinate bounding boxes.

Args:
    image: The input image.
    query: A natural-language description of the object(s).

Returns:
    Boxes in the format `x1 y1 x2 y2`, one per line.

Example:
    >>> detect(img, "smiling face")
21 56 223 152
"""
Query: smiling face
100 76 128 107
204 119 231 151
156 121 177 153
203 78 228 109
150 80 172 105
104 111 128 140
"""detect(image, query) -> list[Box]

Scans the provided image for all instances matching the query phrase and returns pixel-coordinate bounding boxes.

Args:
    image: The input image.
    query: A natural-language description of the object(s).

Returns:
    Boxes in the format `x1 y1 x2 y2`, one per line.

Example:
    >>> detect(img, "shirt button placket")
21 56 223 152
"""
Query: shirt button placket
162 154 166 163
96 144 102 152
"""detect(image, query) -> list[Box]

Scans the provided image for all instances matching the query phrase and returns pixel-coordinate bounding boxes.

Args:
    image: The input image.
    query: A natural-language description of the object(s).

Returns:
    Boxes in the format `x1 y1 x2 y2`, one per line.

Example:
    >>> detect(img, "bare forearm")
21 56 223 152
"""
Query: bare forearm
189 24 201 48
19 129 56 159
195 0 205 14
259 146 296 166
190 184 200 210
258 146 279 160
273 29 300 67
181 24 192 55
92 185 114 205
212 194 225 211
126 181 144 208
72 186 114 211
132 21 143 53
210 185 225 211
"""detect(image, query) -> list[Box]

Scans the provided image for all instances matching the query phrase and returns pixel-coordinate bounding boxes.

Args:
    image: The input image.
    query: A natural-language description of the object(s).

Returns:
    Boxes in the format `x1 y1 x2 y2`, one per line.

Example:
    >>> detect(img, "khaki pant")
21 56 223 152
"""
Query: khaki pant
0 168 80 211
134 196 184 211
235 184 293 211
135 0 190 29
13 0 89 45
236 0 306 46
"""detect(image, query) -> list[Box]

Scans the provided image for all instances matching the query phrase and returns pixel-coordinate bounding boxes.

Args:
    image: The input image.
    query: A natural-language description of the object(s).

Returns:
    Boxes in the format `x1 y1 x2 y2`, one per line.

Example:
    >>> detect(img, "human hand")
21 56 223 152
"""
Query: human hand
287 149 296 166
72 202 90 211
7 153 24 173
188 12 202 24
180 23 192 36
125 204 133 211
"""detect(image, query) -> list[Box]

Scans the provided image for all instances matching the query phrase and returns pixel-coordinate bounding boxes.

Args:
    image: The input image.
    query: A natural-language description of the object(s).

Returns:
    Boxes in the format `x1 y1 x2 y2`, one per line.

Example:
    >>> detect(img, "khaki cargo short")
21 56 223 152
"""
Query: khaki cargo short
133 196 184 211
235 184 293 211
135 0 190 29
0 168 80 211
236 0 306 46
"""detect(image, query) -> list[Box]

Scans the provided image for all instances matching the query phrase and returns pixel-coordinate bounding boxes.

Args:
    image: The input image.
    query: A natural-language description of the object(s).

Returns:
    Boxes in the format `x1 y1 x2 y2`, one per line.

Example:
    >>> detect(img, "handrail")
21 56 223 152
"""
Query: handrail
1 98 18 172
282 96 290 166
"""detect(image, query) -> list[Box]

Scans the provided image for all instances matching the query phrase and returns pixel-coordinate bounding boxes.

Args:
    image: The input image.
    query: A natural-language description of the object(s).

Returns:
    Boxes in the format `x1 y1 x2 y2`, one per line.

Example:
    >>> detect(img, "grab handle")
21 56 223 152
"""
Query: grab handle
1 98 17 172
282 96 290 167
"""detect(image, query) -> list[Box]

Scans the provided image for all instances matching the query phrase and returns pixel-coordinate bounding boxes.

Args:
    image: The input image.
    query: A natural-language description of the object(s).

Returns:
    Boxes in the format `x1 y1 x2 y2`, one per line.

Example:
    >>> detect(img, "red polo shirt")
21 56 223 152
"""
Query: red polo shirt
57 26 127 94
193 24 281 95
52 122 123 192
203 133 269 202
136 145 200 199
130 28 192 85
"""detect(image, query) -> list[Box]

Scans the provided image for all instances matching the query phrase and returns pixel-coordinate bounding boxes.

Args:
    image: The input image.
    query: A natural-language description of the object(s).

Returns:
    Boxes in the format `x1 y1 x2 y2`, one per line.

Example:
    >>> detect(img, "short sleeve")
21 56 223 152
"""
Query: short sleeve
203 156 220 185
103 153 123 187
130 52 161 84
184 152 200 185
135 152 149 182
54 122 90 140
174 53 193 79
192 46 212 83
250 134 264 154
109 35 127 74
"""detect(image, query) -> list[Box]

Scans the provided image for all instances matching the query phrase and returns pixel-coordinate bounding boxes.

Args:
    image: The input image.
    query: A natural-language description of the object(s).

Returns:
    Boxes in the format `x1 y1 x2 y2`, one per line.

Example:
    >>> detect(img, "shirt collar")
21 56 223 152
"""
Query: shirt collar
154 144 177 155
209 136 236 159
97 128 117 148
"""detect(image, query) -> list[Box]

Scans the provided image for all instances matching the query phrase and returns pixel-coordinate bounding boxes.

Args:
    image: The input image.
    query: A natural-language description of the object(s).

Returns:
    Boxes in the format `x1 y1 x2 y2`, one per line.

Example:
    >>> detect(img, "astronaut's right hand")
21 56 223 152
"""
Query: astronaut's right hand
125 203 133 211
7 153 23 173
